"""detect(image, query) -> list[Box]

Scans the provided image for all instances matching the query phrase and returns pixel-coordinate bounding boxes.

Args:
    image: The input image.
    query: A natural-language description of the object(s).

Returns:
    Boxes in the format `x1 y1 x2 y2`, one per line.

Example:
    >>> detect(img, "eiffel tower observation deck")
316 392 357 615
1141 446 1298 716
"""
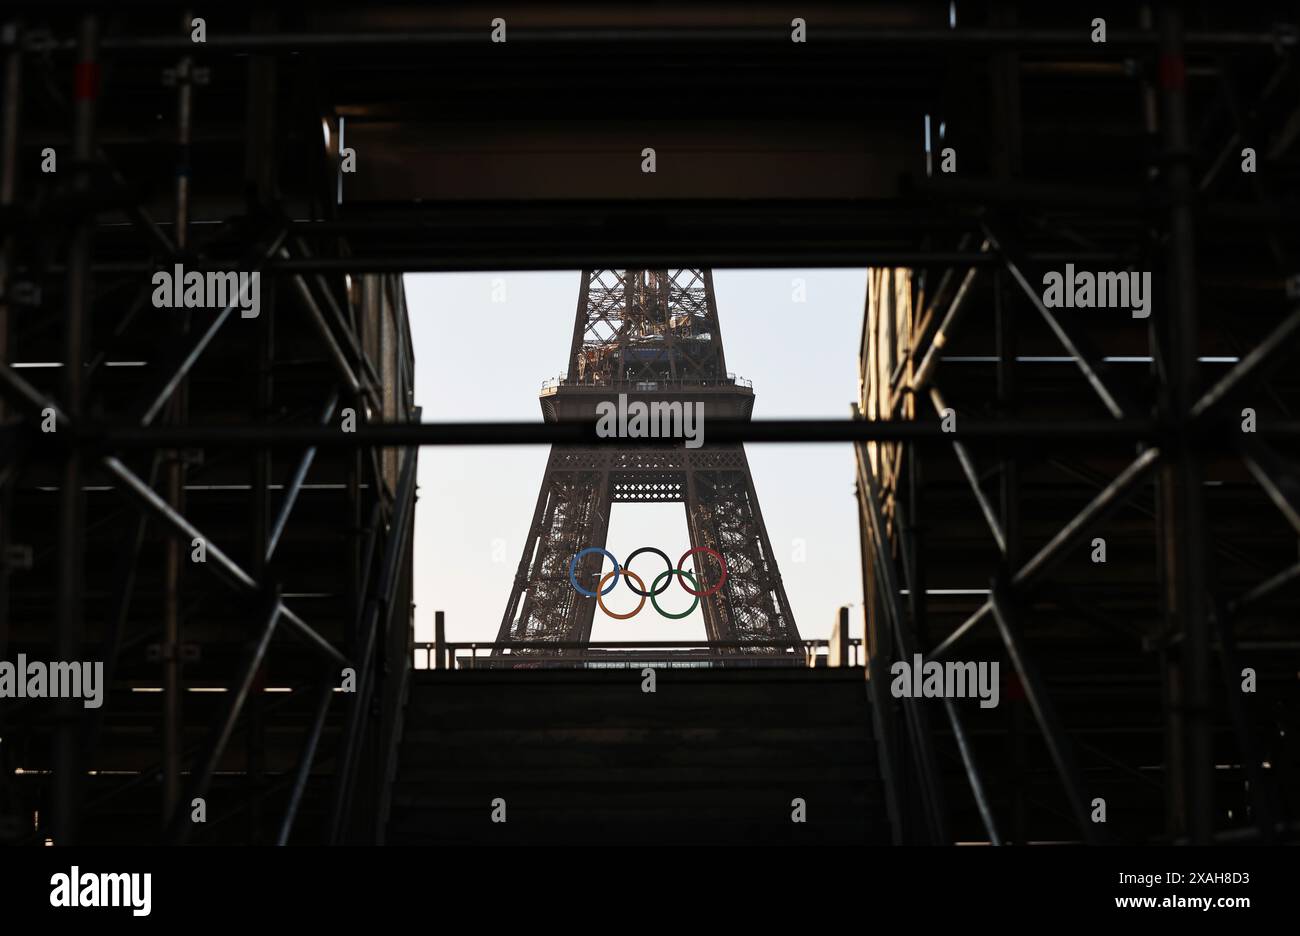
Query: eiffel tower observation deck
539 269 756 424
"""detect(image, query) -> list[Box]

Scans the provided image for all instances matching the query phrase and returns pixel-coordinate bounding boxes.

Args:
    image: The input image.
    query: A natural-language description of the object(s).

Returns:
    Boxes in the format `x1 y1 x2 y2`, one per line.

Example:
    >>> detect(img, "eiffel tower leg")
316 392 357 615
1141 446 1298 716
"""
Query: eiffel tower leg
498 448 613 658
682 468 725 645
496 449 558 644
685 446 799 657
736 445 798 632
573 465 613 646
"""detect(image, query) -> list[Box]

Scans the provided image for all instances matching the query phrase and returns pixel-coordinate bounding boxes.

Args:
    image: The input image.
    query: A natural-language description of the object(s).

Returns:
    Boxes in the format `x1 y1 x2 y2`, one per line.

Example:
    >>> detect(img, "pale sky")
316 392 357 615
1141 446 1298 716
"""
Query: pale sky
405 269 868 649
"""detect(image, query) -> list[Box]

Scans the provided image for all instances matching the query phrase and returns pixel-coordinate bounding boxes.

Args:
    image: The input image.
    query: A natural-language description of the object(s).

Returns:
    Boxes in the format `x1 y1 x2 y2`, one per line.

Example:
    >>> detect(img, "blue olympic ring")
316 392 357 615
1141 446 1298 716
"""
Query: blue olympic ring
568 547 621 597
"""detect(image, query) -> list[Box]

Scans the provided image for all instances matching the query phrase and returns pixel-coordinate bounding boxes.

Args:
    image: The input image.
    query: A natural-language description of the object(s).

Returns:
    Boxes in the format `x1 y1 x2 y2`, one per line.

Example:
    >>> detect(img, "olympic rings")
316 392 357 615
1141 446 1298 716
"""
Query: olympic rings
568 547 620 597
596 569 646 620
568 546 727 618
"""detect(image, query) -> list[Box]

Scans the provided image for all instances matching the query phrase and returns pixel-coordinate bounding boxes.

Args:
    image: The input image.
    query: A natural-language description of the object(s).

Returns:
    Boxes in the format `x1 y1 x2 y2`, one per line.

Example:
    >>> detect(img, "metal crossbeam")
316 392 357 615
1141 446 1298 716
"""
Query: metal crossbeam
984 224 1133 419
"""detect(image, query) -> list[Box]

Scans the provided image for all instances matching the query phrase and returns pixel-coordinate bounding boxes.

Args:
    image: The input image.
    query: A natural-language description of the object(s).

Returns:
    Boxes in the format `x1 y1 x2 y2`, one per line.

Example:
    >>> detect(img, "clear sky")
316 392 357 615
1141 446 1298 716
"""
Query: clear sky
405 269 868 648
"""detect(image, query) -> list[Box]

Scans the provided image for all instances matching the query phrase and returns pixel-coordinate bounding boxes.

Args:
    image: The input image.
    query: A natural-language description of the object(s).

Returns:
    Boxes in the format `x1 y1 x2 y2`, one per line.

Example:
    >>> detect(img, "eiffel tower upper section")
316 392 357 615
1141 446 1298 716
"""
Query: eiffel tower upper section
541 269 756 424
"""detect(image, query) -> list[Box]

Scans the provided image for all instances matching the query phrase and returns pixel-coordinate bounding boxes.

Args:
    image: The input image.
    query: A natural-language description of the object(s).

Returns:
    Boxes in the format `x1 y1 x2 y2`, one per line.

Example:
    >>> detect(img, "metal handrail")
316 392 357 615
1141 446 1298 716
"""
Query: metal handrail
541 373 753 391
413 637 863 671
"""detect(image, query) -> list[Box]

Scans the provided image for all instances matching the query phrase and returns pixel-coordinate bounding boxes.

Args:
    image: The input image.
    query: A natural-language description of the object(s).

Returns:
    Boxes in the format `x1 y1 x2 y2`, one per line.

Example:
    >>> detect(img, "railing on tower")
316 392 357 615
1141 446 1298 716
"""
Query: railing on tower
541 373 753 391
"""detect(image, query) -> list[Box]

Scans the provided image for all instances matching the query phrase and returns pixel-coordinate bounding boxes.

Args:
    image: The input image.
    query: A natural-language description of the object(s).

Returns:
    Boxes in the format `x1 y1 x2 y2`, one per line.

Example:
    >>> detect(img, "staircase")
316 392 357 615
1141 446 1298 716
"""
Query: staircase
386 666 890 845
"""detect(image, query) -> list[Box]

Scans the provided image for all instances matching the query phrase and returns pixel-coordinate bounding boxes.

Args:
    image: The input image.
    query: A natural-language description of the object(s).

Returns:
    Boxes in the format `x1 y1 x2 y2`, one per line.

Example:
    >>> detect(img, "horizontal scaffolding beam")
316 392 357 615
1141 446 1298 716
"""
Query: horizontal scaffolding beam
45 418 1184 449
15 26 1296 54
38 416 1300 450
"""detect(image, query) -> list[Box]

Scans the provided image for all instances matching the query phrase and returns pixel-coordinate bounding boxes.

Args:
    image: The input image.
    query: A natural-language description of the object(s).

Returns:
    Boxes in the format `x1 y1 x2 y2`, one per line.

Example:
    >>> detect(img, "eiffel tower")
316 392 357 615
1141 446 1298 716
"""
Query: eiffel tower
496 269 799 658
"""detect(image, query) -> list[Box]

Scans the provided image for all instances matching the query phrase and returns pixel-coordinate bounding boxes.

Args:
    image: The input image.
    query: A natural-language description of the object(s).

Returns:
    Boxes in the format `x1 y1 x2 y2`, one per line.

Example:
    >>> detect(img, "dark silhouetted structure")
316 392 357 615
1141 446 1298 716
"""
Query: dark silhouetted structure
0 1 1297 846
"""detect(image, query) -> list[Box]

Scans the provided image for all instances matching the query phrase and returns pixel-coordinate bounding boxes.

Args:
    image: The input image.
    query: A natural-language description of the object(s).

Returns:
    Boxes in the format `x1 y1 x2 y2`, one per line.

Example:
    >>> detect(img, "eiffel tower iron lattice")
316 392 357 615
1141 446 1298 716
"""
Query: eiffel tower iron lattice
497 269 799 658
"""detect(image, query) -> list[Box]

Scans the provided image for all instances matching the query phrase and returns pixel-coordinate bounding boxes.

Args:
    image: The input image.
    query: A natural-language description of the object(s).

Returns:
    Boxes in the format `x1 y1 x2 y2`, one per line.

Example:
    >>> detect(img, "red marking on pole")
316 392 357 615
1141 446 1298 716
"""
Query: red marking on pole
73 62 100 100
1005 670 1026 703
1158 54 1185 91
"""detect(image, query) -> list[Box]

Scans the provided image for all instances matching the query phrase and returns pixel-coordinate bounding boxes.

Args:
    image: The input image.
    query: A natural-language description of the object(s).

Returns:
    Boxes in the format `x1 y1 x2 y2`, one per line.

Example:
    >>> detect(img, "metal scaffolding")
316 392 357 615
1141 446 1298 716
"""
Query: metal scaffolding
0 1 1297 846
0 9 418 844
854 4 1300 845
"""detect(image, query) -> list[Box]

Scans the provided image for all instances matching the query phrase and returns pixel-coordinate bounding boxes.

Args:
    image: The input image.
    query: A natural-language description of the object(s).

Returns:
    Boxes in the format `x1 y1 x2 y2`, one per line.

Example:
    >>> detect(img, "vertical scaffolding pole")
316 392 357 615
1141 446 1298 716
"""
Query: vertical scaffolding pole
0 17 23 661
247 268 272 843
994 267 1030 842
245 11 278 841
53 13 97 846
162 11 195 825
1158 1 1213 844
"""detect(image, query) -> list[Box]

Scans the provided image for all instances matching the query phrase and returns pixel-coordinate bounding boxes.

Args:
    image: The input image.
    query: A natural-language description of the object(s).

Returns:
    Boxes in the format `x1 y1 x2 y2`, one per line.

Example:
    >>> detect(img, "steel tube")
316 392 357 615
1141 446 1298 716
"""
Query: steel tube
1012 448 1161 588
38 26 1288 54
81 417 1165 449
989 586 1099 843
284 249 364 397
276 678 335 846
1158 1 1213 845
169 599 281 843
1212 604 1275 841
277 602 350 667
139 229 288 426
161 14 195 824
0 13 23 663
855 441 949 843
52 13 97 846
940 697 1002 845
911 247 986 391
102 455 259 593
930 386 1007 553
266 390 341 563
1190 303 1300 420
1240 442 1300 536
142 305 234 426
1228 559 1300 613
987 226 1130 419
930 447 1160 660
329 447 418 842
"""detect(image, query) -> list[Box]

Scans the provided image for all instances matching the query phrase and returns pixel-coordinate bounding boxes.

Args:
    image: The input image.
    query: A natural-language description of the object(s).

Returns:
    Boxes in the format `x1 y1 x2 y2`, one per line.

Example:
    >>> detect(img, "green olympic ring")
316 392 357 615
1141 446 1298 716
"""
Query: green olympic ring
649 568 700 620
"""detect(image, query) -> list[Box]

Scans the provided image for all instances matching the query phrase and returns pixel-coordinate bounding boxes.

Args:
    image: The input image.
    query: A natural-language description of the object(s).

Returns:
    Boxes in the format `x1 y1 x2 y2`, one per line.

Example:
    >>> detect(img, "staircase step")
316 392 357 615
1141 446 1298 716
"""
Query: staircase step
387 669 890 844
386 806 886 845
394 764 876 785
397 727 875 768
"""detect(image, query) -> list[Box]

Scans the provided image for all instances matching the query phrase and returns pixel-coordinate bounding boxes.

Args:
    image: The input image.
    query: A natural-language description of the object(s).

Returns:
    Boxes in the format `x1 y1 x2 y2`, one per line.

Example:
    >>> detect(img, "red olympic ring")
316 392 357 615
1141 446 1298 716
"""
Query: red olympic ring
677 547 728 597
